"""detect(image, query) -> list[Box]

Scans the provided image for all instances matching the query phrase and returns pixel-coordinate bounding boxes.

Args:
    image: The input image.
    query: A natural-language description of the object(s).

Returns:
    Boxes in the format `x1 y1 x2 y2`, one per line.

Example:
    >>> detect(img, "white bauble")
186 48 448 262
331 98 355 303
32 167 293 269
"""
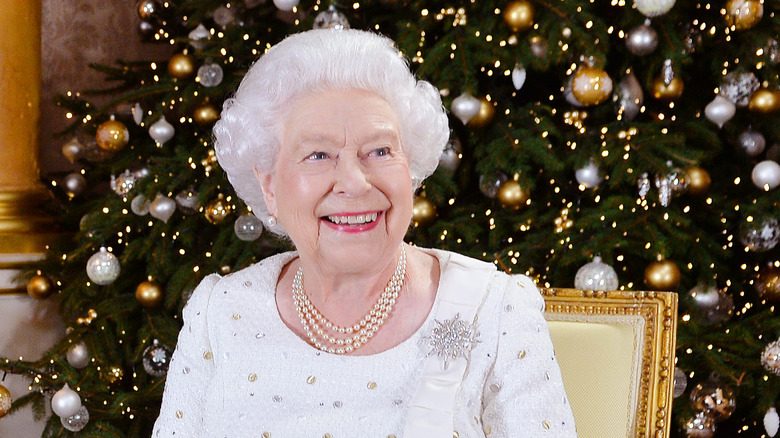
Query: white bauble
51 384 81 418
512 64 527 90
752 160 780 190
149 193 177 223
765 406 780 437
130 195 151 216
234 214 264 241
704 95 736 128
574 256 619 290
737 128 766 157
451 93 481 125
439 139 462 171
188 24 210 49
575 160 602 188
148 116 174 145
66 342 90 369
86 248 121 286
634 0 676 17
273 0 299 11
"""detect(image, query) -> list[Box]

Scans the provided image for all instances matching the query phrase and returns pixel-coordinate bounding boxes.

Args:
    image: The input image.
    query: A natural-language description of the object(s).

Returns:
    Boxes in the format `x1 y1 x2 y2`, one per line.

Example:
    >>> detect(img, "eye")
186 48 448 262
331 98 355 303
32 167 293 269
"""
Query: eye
369 147 391 157
306 152 329 160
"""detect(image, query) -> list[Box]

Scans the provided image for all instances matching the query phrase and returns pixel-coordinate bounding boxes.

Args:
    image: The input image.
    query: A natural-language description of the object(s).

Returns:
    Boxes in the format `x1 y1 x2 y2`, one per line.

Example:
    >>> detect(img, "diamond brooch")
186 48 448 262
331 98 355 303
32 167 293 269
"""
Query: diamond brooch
427 313 480 370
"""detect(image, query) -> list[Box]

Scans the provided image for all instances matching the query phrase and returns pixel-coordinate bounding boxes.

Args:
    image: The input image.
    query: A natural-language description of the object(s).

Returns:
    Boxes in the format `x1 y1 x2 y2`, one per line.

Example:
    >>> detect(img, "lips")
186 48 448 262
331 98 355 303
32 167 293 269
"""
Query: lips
325 212 380 225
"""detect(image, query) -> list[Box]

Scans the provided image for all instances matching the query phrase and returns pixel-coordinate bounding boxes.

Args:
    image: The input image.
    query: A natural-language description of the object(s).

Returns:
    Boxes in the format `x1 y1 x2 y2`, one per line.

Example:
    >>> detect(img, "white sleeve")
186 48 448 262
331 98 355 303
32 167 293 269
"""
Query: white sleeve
152 274 220 438
480 274 577 437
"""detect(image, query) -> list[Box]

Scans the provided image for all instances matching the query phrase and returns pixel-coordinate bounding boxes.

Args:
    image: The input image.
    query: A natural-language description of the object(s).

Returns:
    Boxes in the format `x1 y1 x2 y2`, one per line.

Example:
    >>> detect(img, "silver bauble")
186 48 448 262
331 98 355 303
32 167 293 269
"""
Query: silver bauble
212 6 236 26
575 160 602 188
62 173 87 198
142 340 172 377
313 6 349 29
149 193 177 223
61 405 89 432
149 116 175 145
626 21 658 56
86 247 121 286
673 367 688 398
130 195 151 216
690 379 736 421
110 170 136 196
61 138 83 163
737 128 766 156
479 172 508 198
175 189 199 215
683 411 716 438
688 282 721 311
702 293 734 326
197 62 224 87
234 214 264 241
761 339 780 376
634 0 676 17
451 93 481 125
704 95 736 128
739 215 780 252
615 71 644 120
752 160 780 190
66 342 90 369
188 24 210 49
439 139 462 171
721 71 760 107
574 256 619 290
51 384 81 418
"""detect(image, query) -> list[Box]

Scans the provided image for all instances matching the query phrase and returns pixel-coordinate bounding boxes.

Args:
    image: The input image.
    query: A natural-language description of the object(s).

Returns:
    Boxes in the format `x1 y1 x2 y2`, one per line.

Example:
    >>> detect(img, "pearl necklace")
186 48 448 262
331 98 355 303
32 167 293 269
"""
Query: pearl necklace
292 245 406 354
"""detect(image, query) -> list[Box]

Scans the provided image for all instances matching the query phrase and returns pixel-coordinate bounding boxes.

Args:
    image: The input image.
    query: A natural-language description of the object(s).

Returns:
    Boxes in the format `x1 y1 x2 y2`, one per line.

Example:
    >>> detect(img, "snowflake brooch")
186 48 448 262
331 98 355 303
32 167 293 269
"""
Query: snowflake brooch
427 313 480 370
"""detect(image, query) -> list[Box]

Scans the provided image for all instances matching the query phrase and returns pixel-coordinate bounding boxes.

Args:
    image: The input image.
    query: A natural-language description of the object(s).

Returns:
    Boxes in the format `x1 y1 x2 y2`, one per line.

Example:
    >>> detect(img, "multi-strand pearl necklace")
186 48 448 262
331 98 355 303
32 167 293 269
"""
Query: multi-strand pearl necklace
292 245 406 354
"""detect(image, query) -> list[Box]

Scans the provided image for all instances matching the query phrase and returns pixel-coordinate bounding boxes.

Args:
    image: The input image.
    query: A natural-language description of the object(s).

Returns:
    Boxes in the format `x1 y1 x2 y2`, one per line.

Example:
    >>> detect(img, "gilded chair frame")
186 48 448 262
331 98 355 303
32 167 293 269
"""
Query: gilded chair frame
540 288 678 438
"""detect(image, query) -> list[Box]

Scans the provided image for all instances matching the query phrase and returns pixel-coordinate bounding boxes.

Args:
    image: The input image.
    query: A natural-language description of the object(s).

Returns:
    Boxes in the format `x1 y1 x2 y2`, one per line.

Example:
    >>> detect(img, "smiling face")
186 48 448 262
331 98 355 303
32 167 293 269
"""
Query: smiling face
257 89 413 274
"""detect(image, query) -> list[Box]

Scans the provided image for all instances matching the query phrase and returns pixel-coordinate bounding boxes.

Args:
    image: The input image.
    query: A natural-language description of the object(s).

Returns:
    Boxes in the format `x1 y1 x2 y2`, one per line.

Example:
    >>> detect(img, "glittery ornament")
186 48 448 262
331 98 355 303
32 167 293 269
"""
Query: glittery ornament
638 172 651 199
762 339 780 376
427 313 480 370
51 384 81 418
616 71 643 121
574 256 619 290
313 6 349 29
739 215 779 252
724 0 763 30
765 406 780 437
479 172 508 198
626 20 658 56
234 214 264 241
451 93 481 125
26 274 54 299
60 405 89 432
439 139 462 171
764 39 780 64
644 259 680 291
197 62 224 87
654 164 688 206
175 188 199 215
111 169 136 196
690 379 736 421
575 159 602 188
412 195 436 225
0 384 11 418
66 341 90 369
96 117 129 152
673 367 688 398
143 340 172 376
571 66 613 106
757 266 780 302
682 23 703 54
131 195 151 216
86 248 121 286
683 411 716 438
721 71 760 107
634 0 676 17
512 64 526 90
168 53 196 79
752 160 780 190
205 195 232 224
102 366 124 387
497 179 529 209
188 24 210 49
704 95 736 128
736 128 766 156
149 116 175 145
150 193 177 223
503 0 534 32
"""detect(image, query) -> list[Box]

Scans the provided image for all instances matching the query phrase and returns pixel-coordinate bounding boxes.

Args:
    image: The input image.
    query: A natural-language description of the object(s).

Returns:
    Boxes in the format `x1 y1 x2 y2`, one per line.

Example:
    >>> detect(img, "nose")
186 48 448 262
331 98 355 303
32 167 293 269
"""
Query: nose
333 155 371 197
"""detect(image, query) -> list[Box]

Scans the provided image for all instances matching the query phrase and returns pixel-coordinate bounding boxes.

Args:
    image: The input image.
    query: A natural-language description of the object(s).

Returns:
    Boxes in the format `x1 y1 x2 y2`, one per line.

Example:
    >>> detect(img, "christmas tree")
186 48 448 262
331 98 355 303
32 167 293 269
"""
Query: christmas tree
2 0 780 436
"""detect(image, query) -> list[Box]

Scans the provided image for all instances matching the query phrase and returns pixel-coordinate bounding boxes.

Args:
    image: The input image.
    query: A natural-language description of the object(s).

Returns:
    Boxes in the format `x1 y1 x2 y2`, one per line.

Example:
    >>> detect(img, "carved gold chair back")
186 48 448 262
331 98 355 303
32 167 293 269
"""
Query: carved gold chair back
541 288 678 438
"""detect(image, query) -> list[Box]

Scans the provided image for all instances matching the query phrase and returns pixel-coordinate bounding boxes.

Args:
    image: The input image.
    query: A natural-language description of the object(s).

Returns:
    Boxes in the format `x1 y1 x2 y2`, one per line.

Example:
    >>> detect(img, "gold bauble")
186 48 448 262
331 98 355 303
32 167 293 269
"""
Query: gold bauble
652 77 684 101
644 259 681 291
136 280 164 308
497 179 529 209
193 102 220 128
748 88 780 114
757 266 780 302
467 98 496 129
95 119 130 152
684 166 712 196
168 53 196 79
412 195 436 226
0 383 11 418
26 274 54 300
503 0 534 32
724 0 763 30
205 195 232 224
571 66 613 106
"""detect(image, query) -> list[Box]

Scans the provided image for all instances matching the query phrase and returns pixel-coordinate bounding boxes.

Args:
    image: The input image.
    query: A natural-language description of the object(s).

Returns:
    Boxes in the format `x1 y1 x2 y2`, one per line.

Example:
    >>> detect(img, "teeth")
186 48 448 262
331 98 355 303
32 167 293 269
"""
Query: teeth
328 212 378 225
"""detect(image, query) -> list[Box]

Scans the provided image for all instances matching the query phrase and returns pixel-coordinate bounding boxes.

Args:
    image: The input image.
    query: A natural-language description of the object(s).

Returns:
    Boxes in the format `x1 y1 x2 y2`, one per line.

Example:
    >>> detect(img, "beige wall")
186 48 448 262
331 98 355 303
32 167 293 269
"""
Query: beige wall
41 0 172 173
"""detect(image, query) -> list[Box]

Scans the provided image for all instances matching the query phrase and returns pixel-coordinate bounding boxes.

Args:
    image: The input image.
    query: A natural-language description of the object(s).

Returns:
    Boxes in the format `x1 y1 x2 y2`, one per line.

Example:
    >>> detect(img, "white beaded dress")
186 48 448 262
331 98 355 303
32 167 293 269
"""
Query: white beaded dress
152 248 577 437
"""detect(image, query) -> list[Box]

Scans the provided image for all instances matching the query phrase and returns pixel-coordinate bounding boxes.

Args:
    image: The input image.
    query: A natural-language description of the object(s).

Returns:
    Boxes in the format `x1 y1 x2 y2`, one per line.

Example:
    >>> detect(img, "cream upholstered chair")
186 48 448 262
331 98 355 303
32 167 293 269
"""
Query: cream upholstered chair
540 288 678 438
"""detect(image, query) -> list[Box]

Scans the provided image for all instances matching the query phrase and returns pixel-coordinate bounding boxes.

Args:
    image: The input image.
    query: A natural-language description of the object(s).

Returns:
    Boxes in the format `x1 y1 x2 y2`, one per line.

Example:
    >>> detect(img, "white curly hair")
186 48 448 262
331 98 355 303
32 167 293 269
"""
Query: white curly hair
213 29 450 236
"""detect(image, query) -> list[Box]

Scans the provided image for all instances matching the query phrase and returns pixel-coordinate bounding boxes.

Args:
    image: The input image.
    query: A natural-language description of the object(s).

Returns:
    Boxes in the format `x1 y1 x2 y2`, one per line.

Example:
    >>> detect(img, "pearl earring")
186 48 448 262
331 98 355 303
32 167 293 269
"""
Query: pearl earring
266 215 277 227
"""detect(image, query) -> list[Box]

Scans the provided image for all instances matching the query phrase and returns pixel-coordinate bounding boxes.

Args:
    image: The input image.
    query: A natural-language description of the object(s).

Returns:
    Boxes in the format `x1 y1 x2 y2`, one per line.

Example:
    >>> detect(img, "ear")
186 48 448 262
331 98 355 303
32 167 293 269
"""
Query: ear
254 167 277 217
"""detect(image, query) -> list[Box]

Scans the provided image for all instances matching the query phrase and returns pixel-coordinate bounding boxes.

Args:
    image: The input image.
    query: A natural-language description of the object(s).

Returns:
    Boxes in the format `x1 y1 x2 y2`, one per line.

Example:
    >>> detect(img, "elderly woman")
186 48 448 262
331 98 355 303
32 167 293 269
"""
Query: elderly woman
153 29 576 437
